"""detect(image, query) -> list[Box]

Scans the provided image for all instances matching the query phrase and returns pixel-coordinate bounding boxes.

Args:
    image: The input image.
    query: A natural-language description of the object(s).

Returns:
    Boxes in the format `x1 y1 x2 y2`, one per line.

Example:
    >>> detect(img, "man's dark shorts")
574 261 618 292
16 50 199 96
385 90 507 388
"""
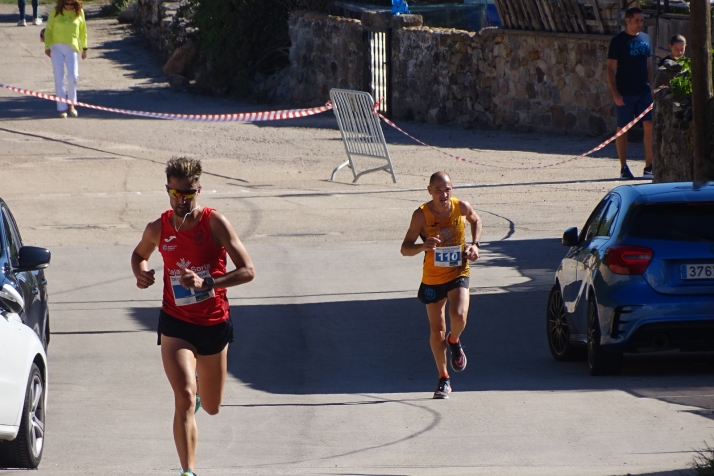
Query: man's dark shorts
157 310 234 355
616 88 653 127
417 276 470 304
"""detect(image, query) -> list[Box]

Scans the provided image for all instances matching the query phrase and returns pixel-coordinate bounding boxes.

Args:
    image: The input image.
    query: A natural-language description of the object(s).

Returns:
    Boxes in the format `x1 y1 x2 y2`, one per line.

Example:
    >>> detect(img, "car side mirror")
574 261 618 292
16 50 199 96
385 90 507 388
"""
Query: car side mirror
562 227 579 246
0 283 24 314
17 246 51 272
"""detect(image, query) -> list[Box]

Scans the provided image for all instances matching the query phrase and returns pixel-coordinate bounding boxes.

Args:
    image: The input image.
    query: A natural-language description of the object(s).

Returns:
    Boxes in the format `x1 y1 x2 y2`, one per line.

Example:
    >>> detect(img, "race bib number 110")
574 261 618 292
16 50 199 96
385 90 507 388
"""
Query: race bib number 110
434 245 462 267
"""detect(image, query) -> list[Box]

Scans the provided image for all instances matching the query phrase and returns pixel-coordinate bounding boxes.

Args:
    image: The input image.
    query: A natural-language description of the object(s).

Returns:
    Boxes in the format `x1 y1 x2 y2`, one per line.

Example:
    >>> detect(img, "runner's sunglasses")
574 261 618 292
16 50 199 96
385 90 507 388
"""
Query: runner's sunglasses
166 185 201 199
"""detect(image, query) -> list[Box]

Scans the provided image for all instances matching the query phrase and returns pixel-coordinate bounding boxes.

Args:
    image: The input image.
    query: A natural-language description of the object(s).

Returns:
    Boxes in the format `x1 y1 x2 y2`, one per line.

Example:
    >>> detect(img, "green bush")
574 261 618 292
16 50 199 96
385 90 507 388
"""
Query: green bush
190 0 332 96
100 0 135 16
670 53 714 100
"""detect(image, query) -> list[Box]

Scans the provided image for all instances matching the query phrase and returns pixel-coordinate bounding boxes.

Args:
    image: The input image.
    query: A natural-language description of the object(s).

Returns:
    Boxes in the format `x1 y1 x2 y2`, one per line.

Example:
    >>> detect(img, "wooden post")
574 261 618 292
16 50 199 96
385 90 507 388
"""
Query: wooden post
690 0 713 183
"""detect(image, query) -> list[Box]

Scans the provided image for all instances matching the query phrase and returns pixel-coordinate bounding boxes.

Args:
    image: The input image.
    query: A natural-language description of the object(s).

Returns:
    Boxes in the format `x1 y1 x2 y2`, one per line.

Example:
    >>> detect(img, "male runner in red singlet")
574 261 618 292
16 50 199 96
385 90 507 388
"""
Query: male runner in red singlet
401 171 482 399
131 157 255 476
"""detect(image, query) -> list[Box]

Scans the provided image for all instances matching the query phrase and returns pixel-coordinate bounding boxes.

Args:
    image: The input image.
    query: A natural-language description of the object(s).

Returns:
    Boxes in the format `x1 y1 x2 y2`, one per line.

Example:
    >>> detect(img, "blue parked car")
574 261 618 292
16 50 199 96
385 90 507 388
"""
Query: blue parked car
547 182 714 375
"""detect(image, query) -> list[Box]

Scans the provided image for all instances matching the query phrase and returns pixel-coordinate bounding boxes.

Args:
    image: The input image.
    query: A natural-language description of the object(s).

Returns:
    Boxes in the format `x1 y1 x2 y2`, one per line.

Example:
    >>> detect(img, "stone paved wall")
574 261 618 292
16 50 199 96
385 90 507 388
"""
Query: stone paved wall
652 93 714 183
281 12 616 135
652 93 693 182
135 0 193 60
267 12 365 105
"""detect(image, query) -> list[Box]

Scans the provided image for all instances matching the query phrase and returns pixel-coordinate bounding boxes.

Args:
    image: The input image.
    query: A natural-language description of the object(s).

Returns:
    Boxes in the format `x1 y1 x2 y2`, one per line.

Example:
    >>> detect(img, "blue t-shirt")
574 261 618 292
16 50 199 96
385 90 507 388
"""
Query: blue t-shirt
607 31 652 96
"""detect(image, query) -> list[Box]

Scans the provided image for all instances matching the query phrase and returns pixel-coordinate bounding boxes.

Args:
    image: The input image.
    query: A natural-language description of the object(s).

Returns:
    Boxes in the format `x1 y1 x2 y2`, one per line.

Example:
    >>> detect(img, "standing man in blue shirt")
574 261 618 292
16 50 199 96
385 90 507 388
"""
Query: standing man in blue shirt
607 7 654 180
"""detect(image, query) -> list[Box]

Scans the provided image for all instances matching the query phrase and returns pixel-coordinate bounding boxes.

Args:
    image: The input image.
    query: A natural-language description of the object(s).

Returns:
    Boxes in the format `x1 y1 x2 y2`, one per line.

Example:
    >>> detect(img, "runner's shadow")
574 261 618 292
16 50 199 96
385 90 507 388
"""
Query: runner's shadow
127 237 714 418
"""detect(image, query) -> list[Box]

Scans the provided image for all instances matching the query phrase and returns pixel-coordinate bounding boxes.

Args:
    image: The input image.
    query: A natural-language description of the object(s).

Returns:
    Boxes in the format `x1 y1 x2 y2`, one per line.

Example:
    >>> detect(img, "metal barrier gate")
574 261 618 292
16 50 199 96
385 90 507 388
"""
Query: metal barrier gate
369 30 389 115
329 89 397 183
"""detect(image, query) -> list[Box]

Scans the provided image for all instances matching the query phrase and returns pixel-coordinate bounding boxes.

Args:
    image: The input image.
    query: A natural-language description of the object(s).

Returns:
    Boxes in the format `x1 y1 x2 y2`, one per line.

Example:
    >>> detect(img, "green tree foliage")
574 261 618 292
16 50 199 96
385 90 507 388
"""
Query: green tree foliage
670 57 693 99
191 0 332 95
670 53 714 100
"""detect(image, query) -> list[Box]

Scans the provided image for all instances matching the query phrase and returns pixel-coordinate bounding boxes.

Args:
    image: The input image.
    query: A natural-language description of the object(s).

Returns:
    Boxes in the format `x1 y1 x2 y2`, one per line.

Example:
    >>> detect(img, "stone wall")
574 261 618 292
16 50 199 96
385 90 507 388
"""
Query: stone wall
279 11 615 135
393 28 613 134
261 12 365 104
135 0 193 60
652 92 693 182
652 93 714 183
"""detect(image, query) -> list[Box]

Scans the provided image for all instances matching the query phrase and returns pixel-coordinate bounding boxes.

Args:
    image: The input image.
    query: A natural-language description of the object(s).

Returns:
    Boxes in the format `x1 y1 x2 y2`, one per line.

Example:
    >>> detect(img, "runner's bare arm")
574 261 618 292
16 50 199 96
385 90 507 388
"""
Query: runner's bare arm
460 200 482 261
184 211 255 291
131 219 161 289
401 208 440 256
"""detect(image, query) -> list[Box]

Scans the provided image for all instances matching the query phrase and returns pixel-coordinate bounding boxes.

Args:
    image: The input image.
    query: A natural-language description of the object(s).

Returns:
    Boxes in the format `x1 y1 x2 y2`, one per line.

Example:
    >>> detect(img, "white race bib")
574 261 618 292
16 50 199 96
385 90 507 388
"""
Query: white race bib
434 245 463 267
170 270 215 306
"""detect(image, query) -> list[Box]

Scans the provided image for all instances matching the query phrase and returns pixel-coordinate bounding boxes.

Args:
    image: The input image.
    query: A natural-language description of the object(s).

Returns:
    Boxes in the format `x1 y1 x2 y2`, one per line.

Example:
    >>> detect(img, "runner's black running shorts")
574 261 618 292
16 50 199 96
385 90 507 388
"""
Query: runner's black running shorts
417 276 470 304
157 310 234 356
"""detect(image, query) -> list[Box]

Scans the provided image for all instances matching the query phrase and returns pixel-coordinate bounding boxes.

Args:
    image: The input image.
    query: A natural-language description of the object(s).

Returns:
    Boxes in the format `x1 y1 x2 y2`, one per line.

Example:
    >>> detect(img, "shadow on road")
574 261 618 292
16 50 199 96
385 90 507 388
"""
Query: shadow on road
125 238 714 420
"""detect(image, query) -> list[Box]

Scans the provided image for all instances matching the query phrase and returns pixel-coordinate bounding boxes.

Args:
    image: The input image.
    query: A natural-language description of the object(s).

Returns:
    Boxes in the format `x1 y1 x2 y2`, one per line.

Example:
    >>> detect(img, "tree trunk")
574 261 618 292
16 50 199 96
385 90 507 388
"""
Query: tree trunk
690 0 713 184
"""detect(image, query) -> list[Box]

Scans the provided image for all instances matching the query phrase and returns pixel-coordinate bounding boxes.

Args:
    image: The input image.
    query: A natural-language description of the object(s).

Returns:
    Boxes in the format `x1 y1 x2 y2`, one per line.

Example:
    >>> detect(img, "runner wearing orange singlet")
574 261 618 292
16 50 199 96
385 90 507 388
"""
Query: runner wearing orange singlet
400 171 482 399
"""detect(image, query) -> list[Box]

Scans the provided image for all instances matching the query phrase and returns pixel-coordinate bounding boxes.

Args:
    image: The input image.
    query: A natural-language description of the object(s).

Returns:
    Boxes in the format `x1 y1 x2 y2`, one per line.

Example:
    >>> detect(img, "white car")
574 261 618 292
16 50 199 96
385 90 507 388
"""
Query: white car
0 283 47 469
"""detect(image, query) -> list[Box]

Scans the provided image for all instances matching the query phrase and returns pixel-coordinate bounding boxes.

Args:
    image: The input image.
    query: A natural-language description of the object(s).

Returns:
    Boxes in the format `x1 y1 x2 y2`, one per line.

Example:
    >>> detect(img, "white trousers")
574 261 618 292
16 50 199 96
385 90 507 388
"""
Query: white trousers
50 43 79 112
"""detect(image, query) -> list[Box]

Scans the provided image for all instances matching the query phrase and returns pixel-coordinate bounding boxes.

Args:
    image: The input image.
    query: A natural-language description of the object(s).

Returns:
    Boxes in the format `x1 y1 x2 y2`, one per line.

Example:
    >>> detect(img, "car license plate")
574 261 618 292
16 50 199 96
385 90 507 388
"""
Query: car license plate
681 264 714 280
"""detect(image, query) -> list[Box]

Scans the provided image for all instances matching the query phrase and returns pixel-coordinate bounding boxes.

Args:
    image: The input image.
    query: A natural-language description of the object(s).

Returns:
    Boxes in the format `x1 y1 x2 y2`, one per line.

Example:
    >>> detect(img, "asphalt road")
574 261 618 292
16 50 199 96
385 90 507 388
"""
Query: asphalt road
2 4 714 475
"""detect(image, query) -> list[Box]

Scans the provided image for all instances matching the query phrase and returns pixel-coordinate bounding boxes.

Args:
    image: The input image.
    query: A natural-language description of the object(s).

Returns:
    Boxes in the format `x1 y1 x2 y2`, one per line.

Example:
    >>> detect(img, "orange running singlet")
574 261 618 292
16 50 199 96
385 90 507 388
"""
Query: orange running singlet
420 197 470 285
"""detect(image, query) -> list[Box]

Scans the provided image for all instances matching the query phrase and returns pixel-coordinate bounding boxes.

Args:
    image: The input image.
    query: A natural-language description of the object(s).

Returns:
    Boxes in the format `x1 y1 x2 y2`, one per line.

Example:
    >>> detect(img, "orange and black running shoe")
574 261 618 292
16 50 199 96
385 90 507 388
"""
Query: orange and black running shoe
446 332 467 372
433 377 451 399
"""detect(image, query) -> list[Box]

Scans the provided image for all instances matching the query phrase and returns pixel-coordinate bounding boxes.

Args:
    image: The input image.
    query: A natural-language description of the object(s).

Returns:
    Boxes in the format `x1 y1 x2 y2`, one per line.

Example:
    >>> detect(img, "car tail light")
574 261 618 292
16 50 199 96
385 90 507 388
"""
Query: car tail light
606 245 653 275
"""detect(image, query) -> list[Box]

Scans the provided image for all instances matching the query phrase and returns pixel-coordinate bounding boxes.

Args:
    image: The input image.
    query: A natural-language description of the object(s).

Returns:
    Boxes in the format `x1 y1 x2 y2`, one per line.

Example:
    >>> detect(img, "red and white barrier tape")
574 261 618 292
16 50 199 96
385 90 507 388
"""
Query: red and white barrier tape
374 87 663 170
0 83 333 122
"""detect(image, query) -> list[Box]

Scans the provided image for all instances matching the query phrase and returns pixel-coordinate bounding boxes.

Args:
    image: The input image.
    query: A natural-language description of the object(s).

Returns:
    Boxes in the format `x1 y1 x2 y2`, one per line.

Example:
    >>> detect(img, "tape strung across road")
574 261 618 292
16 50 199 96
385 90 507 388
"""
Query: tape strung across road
0 83 333 122
374 87 663 170
2 81 662 170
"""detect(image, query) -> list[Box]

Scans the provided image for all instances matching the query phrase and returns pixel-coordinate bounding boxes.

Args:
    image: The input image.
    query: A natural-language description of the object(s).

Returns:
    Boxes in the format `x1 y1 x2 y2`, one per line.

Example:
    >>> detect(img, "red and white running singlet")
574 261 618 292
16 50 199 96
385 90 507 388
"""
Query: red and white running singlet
159 207 229 325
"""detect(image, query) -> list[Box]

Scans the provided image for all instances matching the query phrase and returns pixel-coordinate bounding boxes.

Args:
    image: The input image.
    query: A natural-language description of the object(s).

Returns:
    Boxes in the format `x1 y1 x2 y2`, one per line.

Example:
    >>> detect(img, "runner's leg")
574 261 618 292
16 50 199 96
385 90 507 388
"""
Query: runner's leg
426 299 448 376
161 335 198 473
446 286 469 342
195 345 228 415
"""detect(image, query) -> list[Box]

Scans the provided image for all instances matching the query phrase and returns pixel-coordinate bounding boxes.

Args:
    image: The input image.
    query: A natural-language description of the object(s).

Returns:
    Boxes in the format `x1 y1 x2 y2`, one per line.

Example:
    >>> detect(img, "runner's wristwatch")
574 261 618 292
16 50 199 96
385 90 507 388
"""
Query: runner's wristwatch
471 241 480 248
203 276 215 290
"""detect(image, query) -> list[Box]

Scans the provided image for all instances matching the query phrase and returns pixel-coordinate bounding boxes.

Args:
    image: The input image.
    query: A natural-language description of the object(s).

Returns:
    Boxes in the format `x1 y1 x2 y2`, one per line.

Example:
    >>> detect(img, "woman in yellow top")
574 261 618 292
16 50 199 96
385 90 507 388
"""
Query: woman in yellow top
44 0 87 118
401 171 482 399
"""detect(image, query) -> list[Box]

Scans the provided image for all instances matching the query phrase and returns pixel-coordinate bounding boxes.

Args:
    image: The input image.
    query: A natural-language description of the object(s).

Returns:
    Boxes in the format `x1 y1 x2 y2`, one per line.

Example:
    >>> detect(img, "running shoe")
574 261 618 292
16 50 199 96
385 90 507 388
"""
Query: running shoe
445 332 467 372
17 19 27 26
643 165 653 179
620 165 634 180
33 17 42 25
59 111 68 119
180 470 197 476
68 108 78 117
433 377 451 399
